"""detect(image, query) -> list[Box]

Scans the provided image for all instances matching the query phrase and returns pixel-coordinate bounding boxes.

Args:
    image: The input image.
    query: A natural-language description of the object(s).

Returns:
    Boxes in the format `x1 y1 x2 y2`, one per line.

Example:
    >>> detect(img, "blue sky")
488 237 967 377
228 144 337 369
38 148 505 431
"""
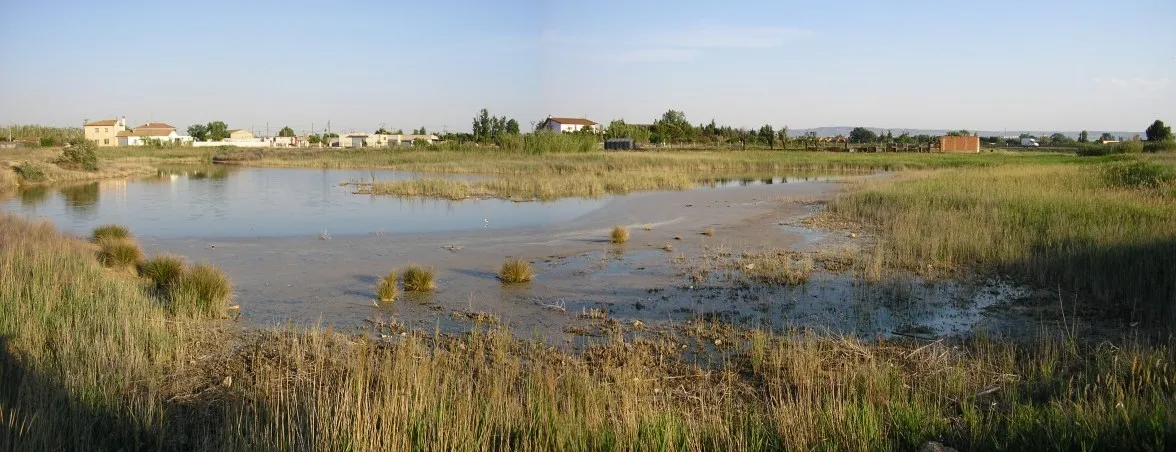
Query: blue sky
1 0 1172 134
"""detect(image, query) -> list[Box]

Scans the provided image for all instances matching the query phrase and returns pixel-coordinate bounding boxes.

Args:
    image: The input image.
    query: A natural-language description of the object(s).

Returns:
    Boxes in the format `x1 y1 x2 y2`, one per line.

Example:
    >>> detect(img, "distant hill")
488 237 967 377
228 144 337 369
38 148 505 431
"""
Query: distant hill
790 127 1141 140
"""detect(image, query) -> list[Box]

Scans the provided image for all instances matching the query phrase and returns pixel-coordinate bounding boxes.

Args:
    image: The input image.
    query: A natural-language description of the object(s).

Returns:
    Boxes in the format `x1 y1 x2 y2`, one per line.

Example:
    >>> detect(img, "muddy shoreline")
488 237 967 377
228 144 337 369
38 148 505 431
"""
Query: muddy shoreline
129 177 1055 344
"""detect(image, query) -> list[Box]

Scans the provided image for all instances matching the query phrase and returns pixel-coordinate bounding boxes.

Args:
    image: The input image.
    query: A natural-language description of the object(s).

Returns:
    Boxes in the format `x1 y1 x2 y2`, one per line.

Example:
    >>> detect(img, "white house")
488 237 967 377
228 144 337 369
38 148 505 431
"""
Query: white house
339 133 440 147
116 122 193 146
537 117 600 134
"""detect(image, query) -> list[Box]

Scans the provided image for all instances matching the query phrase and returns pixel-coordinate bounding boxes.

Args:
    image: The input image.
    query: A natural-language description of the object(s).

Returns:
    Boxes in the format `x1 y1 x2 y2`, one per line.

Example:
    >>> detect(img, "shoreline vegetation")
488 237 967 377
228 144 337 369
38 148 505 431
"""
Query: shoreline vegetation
1 214 1173 450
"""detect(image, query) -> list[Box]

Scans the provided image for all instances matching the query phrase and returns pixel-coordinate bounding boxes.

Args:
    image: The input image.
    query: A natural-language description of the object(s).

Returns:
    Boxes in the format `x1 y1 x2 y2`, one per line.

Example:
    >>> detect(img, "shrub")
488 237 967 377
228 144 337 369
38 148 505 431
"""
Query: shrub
96 239 143 270
1102 161 1175 190
402 265 436 292
58 140 99 171
15 163 46 182
1143 140 1176 153
498 258 534 284
376 270 399 301
1113 141 1144 154
39 137 56 147
139 254 185 290
703 227 715 237
611 226 629 244
169 264 233 318
91 224 131 243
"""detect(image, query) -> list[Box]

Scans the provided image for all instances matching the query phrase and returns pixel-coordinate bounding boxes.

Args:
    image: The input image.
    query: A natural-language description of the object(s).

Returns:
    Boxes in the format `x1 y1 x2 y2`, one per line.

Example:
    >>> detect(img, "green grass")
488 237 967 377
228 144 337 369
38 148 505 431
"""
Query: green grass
401 264 436 292
1 213 1174 450
611 225 630 244
14 162 46 182
498 258 535 284
168 263 232 318
831 155 1176 325
138 254 185 290
95 238 142 270
376 270 399 301
91 224 131 242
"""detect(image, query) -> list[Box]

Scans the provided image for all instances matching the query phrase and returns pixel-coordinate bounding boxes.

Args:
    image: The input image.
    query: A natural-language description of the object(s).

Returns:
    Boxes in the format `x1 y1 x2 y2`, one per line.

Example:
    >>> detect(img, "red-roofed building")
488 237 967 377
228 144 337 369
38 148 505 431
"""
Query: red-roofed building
537 116 600 134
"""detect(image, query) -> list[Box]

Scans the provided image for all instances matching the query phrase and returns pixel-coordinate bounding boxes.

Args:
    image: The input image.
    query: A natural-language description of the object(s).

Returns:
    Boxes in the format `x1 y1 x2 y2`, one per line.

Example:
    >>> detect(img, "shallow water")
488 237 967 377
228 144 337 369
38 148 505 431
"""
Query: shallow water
0 166 607 238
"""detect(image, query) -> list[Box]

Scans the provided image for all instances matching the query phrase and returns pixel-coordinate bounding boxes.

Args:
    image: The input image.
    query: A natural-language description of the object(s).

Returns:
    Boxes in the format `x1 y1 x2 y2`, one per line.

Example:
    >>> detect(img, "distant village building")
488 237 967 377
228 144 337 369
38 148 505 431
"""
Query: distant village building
116 122 192 146
538 117 600 134
339 133 440 148
228 129 255 140
84 117 127 147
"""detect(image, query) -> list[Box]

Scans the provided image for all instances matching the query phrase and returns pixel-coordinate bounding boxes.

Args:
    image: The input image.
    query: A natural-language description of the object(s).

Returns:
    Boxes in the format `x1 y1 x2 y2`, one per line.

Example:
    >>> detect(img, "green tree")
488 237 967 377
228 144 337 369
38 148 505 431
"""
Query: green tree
505 119 520 135
1099 132 1115 142
308 135 321 145
1078 130 1089 143
207 121 230 141
374 127 393 135
278 126 295 137
652 110 693 144
945 130 971 137
1145 120 1172 142
776 126 789 148
472 109 492 141
848 127 877 143
187 124 209 142
757 124 775 149
1049 133 1071 145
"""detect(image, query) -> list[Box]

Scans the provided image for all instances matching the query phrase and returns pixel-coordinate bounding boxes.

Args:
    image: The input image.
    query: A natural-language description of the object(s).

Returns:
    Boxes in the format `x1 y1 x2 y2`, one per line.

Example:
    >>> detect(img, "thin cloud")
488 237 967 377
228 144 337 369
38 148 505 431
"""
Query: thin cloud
1094 76 1171 90
617 49 697 63
650 26 811 49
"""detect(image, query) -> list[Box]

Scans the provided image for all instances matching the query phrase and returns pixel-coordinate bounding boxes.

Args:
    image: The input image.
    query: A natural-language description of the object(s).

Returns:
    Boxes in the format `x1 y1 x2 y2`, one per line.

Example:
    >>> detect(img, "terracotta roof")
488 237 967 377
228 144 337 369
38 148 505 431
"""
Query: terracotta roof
125 129 175 137
133 122 175 130
116 131 133 137
546 117 597 126
85 119 120 126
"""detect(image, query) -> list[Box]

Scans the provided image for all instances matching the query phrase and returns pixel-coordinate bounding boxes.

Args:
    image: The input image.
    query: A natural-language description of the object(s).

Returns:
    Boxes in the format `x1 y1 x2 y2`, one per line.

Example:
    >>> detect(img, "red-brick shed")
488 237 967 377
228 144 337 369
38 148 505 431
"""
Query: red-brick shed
939 136 980 153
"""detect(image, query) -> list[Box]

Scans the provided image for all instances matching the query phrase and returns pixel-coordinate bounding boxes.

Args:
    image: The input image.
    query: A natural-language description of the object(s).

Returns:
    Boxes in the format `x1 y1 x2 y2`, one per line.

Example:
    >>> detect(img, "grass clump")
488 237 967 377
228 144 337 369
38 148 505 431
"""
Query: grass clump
702 227 715 236
138 254 185 290
168 263 232 318
611 225 629 244
91 224 131 242
376 270 399 301
1102 161 1175 190
96 238 143 270
14 162 46 182
741 252 814 286
498 258 535 284
402 264 436 292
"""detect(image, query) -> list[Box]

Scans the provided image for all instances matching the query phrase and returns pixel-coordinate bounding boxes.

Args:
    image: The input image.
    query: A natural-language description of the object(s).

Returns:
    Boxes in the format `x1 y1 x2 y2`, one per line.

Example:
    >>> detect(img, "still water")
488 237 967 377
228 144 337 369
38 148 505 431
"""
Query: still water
0 166 608 238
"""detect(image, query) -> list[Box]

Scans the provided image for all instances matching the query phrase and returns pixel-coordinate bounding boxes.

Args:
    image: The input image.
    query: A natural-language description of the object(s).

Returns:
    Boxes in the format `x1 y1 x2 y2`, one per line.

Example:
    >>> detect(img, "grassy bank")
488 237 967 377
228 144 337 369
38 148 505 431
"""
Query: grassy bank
831 154 1176 326
2 214 1174 450
1 146 155 186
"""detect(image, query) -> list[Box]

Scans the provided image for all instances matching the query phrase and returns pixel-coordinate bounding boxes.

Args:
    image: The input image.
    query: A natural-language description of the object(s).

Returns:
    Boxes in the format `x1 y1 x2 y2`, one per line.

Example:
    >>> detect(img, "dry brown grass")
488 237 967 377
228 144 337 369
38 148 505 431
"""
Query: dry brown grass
498 258 534 284
611 225 630 244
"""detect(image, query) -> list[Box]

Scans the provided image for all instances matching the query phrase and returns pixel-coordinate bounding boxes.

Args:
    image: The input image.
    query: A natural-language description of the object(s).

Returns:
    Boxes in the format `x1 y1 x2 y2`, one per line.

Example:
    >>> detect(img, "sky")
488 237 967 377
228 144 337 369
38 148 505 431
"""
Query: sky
1 0 1173 134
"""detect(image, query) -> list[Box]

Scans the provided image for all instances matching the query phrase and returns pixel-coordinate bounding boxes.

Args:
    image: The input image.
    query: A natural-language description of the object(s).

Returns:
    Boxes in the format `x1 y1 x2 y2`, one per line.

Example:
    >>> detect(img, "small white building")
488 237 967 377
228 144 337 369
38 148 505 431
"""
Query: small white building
537 116 600 134
116 123 194 146
340 133 440 147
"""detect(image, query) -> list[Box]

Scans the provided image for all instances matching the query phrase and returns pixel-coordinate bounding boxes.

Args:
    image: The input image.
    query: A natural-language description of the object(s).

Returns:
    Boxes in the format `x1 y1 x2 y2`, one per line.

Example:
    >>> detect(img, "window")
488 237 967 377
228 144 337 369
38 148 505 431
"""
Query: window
93 128 99 133
104 128 109 133
103 139 109 145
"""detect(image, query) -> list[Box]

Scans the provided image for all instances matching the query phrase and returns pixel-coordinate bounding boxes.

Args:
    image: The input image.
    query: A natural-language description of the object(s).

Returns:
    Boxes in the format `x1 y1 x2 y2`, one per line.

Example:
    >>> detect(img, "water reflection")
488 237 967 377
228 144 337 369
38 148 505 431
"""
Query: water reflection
698 174 834 189
19 185 49 206
59 183 99 214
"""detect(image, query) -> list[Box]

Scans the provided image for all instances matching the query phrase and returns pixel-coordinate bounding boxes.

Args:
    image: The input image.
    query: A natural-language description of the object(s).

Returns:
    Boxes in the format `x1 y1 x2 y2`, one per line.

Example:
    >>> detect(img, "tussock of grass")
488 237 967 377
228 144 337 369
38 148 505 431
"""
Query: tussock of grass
741 252 815 286
96 238 142 270
498 258 534 284
139 254 185 290
702 227 715 236
91 224 131 243
376 270 399 301
168 264 232 318
0 167 18 187
611 225 629 244
402 264 435 292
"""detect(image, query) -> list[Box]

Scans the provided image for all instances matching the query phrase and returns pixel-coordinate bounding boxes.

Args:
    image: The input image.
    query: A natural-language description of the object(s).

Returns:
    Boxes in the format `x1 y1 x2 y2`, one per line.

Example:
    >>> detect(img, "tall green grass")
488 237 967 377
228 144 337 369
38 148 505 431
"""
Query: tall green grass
832 157 1176 325
168 263 232 318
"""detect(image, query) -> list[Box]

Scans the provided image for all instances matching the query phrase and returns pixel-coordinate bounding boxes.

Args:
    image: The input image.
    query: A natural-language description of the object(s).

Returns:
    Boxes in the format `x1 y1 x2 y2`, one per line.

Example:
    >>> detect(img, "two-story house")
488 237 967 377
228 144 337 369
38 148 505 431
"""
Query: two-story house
83 117 127 146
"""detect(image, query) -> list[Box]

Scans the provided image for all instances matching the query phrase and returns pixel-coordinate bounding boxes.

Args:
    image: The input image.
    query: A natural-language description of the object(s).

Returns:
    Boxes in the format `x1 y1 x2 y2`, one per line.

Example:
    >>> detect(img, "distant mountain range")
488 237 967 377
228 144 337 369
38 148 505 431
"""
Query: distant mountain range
790 127 1141 140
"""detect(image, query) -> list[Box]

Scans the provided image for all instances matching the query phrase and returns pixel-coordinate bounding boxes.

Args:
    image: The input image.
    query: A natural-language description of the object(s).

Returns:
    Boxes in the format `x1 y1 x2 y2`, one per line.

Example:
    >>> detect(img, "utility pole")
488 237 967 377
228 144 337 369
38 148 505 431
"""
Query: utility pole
266 122 269 137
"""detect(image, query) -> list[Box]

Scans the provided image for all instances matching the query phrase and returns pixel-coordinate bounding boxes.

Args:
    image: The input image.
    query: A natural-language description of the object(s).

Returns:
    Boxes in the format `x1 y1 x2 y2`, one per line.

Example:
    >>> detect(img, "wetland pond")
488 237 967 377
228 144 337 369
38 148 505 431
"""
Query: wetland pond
1 166 1036 343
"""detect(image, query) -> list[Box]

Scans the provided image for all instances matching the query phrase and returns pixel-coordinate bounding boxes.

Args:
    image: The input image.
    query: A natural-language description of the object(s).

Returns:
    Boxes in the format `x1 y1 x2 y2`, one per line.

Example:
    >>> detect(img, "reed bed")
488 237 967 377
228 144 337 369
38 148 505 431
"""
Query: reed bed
831 156 1176 325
